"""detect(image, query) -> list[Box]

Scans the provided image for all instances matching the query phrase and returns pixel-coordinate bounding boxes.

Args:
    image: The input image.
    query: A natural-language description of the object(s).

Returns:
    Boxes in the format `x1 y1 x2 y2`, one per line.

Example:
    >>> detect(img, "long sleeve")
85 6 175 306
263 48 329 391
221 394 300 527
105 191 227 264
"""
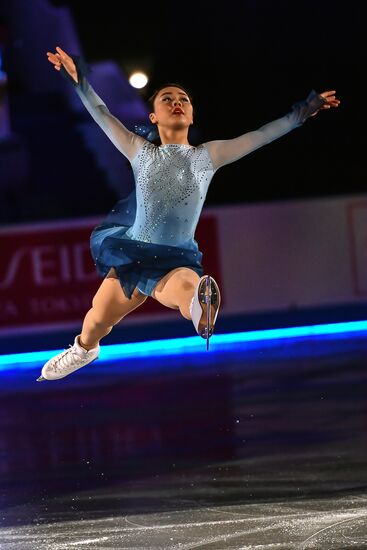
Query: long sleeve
60 56 145 162
204 90 327 171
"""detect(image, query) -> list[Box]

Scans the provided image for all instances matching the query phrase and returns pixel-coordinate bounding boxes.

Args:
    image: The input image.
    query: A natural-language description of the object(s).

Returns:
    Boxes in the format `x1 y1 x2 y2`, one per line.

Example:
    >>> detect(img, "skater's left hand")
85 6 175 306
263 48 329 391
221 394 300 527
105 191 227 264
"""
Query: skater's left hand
311 90 341 116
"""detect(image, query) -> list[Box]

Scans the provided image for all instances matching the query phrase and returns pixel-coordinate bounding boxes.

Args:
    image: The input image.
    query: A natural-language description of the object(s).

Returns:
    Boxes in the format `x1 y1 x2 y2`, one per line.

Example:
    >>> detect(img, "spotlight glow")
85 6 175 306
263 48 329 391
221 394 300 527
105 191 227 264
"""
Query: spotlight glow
129 72 148 89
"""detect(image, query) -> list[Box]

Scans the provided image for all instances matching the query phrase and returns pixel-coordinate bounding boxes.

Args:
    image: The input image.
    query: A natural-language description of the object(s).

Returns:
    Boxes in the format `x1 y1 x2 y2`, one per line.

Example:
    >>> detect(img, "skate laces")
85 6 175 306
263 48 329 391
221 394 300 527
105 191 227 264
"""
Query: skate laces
50 344 86 373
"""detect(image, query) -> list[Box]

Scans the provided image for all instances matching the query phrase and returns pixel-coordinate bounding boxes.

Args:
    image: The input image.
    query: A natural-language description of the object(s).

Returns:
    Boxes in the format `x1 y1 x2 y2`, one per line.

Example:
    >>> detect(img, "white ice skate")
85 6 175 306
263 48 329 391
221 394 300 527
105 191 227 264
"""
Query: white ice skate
36 335 100 381
190 275 221 350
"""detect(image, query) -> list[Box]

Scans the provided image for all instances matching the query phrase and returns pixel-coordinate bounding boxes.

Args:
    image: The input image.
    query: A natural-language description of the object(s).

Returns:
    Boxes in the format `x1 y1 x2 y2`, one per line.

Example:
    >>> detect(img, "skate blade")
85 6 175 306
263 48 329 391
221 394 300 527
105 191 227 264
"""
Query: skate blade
198 276 213 351
36 376 46 382
206 276 211 351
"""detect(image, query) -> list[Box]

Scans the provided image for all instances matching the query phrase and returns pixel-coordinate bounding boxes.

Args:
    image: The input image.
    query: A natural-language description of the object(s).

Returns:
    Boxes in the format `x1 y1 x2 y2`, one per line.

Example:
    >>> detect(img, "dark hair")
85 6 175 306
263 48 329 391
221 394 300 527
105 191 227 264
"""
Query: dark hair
133 83 194 146
148 82 193 111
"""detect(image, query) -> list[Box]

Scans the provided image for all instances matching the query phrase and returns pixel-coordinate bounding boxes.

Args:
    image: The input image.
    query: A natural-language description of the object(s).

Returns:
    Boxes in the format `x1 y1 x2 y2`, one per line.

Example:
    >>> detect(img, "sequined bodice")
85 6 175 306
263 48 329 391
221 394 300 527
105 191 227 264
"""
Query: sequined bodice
65 66 326 251
126 143 214 248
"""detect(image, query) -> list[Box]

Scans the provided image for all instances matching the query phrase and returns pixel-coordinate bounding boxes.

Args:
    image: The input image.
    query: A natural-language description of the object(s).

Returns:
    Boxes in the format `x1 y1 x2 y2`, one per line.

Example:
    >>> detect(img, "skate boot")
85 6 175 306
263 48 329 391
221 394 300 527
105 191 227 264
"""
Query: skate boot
190 275 221 350
36 335 100 381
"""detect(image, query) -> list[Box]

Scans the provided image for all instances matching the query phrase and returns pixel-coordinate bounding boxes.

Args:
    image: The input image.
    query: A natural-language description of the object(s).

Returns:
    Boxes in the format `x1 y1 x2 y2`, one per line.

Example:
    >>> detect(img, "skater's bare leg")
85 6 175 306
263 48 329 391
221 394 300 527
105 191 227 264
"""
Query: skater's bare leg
152 268 221 349
80 268 147 349
151 267 200 320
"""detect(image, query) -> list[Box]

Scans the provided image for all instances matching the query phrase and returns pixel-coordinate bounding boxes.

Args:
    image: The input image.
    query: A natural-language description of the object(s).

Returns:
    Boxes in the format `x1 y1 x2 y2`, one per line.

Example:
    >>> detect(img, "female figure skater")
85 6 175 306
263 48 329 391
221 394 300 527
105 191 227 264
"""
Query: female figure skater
37 46 340 382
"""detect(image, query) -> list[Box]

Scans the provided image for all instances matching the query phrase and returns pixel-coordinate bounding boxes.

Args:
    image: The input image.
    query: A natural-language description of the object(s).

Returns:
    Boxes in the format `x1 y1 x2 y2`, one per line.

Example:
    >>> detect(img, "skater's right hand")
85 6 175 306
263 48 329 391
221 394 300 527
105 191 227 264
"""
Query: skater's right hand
46 46 78 84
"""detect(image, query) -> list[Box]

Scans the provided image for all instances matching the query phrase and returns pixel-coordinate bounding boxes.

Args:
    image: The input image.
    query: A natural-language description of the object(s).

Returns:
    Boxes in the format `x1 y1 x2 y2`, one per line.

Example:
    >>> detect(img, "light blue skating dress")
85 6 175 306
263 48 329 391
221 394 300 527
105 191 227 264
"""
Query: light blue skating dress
61 58 326 298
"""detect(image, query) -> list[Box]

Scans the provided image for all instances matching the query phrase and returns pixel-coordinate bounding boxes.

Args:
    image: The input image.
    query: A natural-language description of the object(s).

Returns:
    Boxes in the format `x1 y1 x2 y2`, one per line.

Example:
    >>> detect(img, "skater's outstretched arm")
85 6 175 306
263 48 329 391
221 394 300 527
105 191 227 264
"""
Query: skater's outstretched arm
47 46 145 162
204 90 340 171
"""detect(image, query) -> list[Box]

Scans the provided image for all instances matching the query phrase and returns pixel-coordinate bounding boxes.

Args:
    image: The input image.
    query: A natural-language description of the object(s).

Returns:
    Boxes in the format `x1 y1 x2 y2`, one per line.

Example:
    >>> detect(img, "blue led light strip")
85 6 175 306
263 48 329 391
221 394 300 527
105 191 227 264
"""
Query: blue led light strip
0 320 366 372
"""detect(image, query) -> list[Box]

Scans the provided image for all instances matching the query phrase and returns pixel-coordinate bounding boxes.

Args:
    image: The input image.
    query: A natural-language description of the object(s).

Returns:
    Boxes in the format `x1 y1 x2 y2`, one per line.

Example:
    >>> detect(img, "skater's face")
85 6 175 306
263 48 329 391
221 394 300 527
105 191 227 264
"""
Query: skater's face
149 86 193 129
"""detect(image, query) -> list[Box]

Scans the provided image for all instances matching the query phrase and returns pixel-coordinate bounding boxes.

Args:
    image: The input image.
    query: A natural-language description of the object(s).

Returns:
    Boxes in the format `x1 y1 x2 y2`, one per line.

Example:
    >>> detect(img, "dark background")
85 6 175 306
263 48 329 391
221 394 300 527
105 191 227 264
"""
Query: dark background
48 0 365 205
0 0 365 223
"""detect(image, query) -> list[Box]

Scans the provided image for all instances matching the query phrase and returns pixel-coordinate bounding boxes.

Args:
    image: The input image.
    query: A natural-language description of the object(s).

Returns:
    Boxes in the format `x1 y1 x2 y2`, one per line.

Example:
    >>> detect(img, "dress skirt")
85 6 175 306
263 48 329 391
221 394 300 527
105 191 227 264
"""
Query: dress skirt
90 192 204 299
